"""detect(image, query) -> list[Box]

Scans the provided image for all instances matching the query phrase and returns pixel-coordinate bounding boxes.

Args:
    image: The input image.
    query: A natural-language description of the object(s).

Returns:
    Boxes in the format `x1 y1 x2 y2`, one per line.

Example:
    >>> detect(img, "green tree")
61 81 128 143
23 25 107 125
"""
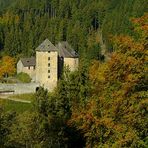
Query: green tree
0 104 16 147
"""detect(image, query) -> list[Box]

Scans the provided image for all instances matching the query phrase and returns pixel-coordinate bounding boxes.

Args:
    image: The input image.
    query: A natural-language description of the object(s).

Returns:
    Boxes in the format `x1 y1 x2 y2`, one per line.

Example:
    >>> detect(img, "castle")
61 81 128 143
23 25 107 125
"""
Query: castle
17 39 79 91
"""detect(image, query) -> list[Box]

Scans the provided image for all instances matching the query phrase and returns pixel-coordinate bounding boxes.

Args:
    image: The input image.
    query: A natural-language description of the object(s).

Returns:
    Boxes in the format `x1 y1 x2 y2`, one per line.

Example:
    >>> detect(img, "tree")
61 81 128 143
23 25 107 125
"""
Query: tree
70 14 148 147
0 56 16 78
0 104 16 147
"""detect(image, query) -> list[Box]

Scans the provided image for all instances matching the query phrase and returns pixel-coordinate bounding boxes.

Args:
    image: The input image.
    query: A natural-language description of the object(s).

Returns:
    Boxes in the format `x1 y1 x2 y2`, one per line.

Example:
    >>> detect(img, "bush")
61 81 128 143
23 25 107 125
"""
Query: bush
16 72 31 83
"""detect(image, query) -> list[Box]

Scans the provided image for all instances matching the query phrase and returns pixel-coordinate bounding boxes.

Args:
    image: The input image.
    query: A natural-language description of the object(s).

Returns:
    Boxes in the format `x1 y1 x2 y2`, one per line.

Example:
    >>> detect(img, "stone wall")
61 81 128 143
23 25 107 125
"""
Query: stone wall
17 60 24 74
36 51 58 90
64 58 79 71
0 83 39 94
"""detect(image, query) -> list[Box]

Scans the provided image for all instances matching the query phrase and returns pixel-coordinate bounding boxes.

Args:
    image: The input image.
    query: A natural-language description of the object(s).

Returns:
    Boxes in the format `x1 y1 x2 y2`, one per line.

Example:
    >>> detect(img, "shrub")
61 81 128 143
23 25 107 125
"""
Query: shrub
16 72 31 83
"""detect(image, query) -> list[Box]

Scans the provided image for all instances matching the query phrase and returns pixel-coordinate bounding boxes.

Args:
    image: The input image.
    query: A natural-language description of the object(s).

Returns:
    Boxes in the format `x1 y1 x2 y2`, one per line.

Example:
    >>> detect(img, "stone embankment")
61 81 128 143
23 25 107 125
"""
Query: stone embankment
0 83 39 94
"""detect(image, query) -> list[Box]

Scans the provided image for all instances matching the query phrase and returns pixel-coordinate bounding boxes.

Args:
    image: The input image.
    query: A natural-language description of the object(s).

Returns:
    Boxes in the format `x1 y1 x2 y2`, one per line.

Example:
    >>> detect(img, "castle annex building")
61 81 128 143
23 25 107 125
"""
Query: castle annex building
17 39 79 91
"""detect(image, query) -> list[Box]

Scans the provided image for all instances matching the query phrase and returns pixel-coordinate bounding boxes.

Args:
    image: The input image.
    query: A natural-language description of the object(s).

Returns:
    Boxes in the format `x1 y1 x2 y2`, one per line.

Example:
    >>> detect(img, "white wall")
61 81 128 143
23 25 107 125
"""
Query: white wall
64 58 79 71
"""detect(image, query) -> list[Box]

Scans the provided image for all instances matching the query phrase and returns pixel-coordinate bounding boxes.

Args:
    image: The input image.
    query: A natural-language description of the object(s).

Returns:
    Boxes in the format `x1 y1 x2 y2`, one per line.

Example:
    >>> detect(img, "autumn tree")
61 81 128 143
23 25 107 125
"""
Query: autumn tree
70 13 148 148
0 56 16 78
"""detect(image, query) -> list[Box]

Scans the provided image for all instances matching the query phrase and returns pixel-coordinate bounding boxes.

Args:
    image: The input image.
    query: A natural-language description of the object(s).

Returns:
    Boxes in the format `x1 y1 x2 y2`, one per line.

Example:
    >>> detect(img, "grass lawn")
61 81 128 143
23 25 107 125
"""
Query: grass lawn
0 99 33 113
9 93 35 101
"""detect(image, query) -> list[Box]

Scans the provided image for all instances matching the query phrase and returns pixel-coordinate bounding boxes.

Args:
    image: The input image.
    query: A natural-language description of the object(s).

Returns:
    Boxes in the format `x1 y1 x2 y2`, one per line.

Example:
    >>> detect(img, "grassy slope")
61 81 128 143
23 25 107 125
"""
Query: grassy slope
9 93 34 101
2 100 33 113
0 93 34 113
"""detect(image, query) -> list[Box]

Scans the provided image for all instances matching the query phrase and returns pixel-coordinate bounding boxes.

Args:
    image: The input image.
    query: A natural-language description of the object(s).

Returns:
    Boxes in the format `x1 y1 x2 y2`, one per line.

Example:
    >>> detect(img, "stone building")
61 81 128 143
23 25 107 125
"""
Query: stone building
17 57 36 81
57 42 79 72
36 39 58 90
17 39 79 91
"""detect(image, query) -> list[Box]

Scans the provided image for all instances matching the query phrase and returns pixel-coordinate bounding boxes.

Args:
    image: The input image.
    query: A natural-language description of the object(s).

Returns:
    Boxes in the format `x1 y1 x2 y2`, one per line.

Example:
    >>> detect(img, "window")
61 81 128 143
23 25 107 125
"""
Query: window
48 57 50 60
48 51 50 53
48 70 50 73
48 63 50 67
28 66 30 69
48 75 50 78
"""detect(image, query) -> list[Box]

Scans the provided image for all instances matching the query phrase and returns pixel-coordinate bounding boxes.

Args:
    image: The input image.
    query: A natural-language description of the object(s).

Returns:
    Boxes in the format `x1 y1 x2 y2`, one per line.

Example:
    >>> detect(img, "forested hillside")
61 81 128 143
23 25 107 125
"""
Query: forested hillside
1 13 148 147
0 0 148 147
0 0 147 60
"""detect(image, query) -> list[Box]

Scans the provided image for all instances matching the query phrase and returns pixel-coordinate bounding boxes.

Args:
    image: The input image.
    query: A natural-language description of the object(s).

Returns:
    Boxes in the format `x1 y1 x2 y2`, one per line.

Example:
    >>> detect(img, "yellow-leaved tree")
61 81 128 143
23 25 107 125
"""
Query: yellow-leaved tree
0 56 16 79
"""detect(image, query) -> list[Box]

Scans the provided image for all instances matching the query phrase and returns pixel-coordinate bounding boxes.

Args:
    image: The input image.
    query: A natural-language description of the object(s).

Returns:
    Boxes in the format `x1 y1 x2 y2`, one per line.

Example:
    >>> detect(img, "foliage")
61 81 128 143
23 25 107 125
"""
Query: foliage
6 111 43 148
0 0 146 65
0 56 16 78
52 64 90 118
0 104 16 147
16 72 31 83
102 0 147 49
0 4 147 148
0 0 146 60
69 14 148 147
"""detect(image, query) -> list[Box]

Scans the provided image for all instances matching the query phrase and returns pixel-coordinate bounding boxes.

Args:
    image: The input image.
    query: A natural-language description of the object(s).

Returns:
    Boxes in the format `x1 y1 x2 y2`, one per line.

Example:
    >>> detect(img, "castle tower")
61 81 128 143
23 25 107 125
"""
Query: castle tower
36 39 58 91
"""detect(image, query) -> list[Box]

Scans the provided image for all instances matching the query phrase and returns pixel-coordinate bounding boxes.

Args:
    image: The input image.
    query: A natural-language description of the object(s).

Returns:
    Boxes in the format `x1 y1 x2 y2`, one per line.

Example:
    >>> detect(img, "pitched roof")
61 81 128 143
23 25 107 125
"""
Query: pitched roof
56 42 79 58
20 57 36 67
36 39 57 52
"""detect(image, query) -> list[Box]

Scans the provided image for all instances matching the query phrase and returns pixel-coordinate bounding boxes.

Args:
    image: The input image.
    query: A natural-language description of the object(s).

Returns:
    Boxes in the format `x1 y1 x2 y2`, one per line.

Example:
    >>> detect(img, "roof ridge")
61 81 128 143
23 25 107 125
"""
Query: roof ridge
57 42 78 58
36 39 57 52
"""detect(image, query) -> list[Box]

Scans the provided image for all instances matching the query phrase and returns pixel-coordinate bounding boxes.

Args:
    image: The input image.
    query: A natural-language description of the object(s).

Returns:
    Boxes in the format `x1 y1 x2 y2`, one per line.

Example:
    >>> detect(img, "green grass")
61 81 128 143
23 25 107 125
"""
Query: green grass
0 99 33 113
9 93 34 101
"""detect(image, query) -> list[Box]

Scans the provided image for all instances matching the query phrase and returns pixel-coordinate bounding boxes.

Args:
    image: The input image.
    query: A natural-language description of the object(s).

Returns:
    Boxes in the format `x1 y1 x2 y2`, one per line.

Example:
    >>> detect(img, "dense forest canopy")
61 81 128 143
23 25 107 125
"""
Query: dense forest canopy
0 15 147 146
0 0 147 60
0 1 148 148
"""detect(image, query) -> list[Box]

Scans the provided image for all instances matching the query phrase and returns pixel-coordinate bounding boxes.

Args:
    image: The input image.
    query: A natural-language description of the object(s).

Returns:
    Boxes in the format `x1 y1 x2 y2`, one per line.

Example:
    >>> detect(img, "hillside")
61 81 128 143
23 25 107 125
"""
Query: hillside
0 0 147 60
0 1 147 147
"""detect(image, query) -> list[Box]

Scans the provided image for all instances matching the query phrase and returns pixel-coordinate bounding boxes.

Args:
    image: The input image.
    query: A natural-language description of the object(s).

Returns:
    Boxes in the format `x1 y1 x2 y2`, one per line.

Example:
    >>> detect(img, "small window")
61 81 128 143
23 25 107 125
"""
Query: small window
28 66 30 69
48 75 50 78
48 51 50 53
48 63 50 67
48 57 50 60
48 70 50 73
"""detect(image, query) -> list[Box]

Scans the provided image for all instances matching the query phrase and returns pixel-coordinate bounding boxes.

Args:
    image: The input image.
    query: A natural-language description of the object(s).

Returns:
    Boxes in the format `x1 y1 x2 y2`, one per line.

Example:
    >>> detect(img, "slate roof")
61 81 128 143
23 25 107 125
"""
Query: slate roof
36 39 57 52
20 57 36 67
56 42 79 58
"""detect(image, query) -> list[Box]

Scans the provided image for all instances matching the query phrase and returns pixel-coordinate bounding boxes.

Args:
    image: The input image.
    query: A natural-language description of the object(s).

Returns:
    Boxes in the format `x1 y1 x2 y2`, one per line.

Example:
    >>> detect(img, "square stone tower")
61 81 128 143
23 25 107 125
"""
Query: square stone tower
36 39 58 91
